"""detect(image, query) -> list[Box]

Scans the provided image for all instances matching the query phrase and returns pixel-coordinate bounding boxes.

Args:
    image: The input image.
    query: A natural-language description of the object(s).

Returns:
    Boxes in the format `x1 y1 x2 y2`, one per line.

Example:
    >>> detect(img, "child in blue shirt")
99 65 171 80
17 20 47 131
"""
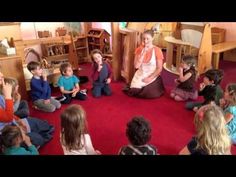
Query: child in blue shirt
220 83 236 144
27 61 61 112
58 63 87 104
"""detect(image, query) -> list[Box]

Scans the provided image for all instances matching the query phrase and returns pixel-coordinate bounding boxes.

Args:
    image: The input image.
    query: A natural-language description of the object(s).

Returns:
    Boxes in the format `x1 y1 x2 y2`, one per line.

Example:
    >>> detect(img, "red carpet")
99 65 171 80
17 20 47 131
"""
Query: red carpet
28 59 236 155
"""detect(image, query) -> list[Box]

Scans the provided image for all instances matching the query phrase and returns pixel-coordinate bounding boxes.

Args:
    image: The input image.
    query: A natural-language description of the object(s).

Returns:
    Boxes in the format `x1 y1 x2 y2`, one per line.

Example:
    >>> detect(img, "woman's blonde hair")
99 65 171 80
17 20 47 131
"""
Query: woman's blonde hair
60 104 88 151
0 77 18 98
194 104 231 155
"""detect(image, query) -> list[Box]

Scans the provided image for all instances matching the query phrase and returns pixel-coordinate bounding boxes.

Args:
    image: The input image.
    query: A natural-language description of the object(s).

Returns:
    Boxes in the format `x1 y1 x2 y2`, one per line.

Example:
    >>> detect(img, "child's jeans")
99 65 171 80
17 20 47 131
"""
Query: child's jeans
26 117 54 148
92 84 112 98
14 100 30 118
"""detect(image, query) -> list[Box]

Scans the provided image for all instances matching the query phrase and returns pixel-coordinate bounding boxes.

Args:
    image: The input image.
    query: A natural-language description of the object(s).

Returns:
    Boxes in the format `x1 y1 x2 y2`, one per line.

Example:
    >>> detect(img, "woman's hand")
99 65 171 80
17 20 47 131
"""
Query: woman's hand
142 77 153 83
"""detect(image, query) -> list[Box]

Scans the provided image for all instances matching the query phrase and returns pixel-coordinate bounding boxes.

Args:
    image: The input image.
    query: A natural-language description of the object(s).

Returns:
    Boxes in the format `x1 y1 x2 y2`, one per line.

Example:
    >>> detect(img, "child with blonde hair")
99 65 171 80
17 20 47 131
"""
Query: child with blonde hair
179 104 231 155
170 55 198 101
220 83 236 144
1 77 29 118
60 104 100 155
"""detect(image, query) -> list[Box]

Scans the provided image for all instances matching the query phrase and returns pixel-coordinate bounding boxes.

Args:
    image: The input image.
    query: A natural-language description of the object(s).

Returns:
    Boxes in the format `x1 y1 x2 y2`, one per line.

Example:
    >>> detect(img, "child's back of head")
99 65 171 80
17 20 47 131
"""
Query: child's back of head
1 125 22 149
119 116 157 155
194 104 231 154
60 104 87 151
126 116 151 146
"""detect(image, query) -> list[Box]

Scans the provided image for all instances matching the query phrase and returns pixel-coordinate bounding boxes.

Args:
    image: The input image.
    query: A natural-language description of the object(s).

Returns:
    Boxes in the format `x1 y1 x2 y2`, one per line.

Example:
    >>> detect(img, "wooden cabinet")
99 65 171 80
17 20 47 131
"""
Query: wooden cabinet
73 35 89 63
0 55 28 100
119 28 142 84
153 23 175 49
87 28 111 54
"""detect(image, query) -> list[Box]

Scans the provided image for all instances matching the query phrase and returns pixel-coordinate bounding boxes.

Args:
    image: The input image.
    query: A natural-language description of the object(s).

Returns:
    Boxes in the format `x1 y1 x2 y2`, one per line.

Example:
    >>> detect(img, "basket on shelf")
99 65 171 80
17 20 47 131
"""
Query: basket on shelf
38 31 50 38
56 27 67 36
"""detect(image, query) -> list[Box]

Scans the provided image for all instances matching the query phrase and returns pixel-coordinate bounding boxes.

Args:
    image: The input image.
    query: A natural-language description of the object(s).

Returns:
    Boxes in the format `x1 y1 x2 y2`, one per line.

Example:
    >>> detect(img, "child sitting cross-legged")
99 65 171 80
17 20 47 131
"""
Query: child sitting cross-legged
27 61 61 112
57 63 87 104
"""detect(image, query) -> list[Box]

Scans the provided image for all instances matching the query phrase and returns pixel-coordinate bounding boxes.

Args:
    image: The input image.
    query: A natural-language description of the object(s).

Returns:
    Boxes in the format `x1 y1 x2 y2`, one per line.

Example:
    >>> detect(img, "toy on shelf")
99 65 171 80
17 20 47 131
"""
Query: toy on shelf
87 28 111 54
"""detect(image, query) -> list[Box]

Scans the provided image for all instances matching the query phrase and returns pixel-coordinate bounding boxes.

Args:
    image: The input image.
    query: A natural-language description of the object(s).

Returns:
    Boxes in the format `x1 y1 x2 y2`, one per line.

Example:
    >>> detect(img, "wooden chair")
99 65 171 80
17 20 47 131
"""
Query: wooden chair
164 22 212 75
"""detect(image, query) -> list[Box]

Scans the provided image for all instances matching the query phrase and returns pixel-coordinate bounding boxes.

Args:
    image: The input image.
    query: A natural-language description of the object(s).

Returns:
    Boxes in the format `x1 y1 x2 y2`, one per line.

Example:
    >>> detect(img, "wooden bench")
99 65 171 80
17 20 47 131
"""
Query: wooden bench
212 41 236 69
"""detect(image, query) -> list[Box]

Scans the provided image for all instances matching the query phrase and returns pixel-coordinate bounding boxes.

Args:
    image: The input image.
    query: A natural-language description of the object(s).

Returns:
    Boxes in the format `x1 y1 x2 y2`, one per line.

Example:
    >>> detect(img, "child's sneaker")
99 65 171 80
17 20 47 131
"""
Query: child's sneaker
55 96 66 102
80 89 87 95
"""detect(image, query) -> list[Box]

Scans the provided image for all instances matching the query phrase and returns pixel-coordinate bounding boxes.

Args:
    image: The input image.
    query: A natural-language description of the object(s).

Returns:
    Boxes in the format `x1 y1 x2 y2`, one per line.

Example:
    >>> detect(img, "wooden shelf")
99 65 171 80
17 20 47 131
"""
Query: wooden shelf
88 43 101 46
87 35 100 38
0 54 21 60
44 54 69 62
76 47 87 50
19 35 72 47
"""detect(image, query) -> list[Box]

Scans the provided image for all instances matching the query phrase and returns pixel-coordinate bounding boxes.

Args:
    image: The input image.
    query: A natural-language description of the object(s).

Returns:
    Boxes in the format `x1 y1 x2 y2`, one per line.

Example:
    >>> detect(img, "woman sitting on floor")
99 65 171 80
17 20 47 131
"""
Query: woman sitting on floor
123 29 165 98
